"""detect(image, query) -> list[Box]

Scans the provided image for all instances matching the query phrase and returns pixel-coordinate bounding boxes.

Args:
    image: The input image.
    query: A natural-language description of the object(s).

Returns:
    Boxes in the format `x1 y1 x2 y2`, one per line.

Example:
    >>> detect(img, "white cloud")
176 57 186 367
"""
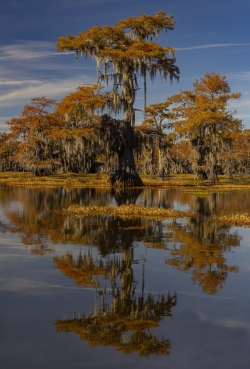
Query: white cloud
0 41 75 61
0 277 95 294
0 76 94 107
177 43 250 51
0 51 61 61
229 72 250 80
198 311 250 329
237 114 250 119
231 98 250 109
0 40 97 123
0 40 95 85
0 80 41 86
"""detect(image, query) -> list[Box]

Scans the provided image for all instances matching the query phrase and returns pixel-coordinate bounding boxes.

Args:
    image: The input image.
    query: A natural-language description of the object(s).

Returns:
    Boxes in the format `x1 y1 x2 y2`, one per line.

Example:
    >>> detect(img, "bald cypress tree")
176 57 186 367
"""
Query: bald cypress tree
57 11 179 186
166 73 242 183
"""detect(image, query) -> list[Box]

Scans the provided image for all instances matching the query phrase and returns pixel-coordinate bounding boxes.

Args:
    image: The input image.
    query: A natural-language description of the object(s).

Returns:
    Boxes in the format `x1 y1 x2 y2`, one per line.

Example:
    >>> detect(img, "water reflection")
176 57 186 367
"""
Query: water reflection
55 248 177 356
55 290 176 355
111 187 142 205
0 186 116 253
54 250 108 288
164 194 241 294
0 185 243 294
165 218 240 294
0 185 249 365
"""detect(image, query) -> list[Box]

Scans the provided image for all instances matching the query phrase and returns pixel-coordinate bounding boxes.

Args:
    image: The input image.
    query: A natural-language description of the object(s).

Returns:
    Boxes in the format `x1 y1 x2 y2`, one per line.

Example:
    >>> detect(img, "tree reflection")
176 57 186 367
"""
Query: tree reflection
55 247 177 355
0 185 244 294
54 205 177 356
0 185 245 354
55 291 176 355
54 250 109 288
164 216 241 294
111 187 142 206
0 186 116 254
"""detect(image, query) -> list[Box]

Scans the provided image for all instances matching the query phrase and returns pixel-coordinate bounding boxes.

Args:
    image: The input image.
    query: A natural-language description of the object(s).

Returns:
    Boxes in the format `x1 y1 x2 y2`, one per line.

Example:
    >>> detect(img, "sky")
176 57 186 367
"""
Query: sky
1 0 250 131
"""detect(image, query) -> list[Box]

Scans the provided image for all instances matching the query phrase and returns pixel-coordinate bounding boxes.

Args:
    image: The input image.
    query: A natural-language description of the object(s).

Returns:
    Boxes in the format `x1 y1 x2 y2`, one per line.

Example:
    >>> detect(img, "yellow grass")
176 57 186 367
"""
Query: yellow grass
213 213 250 227
0 172 111 188
60 204 196 220
0 172 250 190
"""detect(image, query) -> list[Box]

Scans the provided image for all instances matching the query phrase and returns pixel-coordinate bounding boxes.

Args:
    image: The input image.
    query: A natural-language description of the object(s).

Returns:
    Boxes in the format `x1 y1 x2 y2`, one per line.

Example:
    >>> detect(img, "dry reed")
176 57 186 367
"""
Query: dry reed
213 213 250 227
60 204 196 220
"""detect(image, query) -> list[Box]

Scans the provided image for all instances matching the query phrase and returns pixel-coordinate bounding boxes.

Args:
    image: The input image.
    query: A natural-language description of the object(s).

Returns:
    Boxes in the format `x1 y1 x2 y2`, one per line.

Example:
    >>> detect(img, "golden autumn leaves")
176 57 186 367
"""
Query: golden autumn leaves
143 72 243 183
56 11 179 85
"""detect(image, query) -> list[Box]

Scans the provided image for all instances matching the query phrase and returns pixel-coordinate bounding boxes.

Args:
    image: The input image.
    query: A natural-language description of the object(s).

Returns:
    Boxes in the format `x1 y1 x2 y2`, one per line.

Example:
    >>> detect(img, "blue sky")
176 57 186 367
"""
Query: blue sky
1 0 250 131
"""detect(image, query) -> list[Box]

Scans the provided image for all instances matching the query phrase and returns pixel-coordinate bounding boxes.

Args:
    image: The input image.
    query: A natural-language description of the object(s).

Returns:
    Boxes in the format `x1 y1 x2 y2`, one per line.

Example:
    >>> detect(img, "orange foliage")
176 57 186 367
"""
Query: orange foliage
167 73 242 137
165 219 240 294
57 12 179 88
55 85 107 137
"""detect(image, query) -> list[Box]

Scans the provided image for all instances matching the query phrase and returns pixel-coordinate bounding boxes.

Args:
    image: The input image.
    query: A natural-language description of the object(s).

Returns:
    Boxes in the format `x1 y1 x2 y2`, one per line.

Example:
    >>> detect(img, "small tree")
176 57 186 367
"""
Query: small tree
166 72 242 183
6 97 61 175
138 102 173 176
55 85 108 172
57 11 179 186
0 132 20 171
219 129 250 176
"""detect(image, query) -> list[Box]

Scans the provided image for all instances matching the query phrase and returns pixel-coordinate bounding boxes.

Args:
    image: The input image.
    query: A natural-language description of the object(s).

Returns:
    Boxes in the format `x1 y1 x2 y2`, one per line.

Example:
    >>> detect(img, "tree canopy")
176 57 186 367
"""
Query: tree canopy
144 72 242 183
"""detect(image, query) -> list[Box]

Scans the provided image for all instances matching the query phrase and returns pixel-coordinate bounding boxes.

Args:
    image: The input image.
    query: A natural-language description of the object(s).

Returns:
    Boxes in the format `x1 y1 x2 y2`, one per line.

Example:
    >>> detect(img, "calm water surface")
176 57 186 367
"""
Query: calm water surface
0 186 250 369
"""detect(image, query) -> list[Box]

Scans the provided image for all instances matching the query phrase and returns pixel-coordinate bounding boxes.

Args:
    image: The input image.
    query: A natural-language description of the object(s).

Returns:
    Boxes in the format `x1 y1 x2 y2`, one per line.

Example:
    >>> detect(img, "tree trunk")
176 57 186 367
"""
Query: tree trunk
110 137 143 187
110 67 143 187
206 149 219 184
195 169 208 181
192 137 208 181
144 73 147 120
206 167 218 184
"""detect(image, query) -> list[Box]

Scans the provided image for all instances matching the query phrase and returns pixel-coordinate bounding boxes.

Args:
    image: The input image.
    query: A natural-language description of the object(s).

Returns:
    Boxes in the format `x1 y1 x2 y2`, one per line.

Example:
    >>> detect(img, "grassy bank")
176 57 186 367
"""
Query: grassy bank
0 171 250 190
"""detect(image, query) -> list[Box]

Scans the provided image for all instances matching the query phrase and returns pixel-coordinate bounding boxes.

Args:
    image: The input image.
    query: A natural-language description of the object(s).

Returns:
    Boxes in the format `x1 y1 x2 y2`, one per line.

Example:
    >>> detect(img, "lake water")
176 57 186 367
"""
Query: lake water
0 185 250 369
